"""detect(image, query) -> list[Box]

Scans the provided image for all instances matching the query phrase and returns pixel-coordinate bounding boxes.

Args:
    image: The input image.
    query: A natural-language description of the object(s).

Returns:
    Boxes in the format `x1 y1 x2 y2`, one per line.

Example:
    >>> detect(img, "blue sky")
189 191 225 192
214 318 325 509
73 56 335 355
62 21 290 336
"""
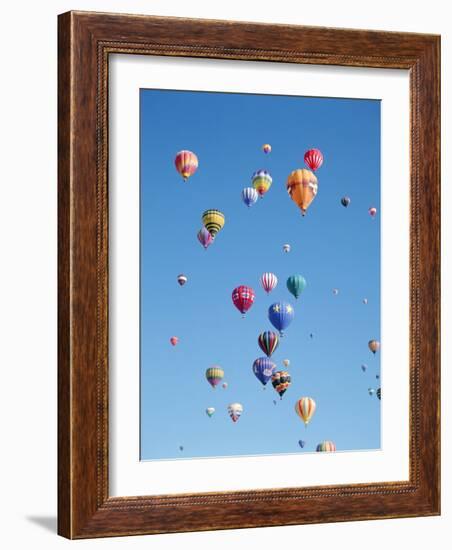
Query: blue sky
140 89 381 460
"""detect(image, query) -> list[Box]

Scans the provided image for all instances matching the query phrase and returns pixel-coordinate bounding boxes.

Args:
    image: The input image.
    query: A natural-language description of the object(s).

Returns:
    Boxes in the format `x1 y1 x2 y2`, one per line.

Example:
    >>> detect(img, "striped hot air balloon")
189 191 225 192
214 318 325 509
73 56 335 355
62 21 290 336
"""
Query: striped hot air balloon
260 272 278 294
232 285 255 317
241 187 259 208
174 150 198 181
202 209 225 238
295 397 316 426
252 169 272 197
271 370 291 399
376 387 381 400
205 366 224 389
257 331 279 357
316 440 336 452
304 148 323 171
286 169 318 216
197 227 213 250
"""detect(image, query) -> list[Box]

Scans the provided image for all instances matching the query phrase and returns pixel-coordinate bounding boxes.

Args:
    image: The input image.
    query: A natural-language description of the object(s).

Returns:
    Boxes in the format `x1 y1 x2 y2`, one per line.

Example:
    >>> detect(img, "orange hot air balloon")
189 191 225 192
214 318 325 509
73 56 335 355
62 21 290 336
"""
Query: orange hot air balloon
368 339 380 354
286 169 318 216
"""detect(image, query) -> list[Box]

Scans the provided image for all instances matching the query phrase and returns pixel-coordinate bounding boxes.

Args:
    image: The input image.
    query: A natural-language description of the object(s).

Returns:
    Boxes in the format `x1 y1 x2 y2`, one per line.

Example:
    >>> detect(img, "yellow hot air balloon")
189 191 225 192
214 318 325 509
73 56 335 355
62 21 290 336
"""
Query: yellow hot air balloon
286 169 318 216
202 209 225 238
295 397 316 426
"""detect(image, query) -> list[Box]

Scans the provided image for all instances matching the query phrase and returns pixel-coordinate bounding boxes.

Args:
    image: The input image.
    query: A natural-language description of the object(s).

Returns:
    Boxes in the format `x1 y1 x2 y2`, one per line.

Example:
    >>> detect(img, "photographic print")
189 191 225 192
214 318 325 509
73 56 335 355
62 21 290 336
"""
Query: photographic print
140 89 381 461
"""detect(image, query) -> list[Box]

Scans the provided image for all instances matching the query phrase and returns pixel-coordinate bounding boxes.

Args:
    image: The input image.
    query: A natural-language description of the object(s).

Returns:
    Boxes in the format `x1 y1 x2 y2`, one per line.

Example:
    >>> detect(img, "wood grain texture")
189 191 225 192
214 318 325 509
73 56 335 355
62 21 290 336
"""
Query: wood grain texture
57 11 440 539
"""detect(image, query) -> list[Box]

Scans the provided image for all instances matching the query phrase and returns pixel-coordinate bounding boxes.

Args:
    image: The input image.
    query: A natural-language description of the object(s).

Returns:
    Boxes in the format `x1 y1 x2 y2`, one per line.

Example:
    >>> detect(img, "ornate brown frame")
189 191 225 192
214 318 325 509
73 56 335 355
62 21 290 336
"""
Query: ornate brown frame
58 11 440 539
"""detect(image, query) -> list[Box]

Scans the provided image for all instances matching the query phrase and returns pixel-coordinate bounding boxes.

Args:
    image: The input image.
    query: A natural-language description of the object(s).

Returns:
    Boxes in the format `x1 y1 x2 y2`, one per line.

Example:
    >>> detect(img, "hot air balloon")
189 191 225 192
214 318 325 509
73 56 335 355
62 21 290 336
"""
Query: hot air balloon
341 196 351 207
286 274 307 299
262 143 272 154
304 148 323 171
170 336 179 346
310 333 314 339
252 169 272 197
268 302 295 336
332 288 339 296
363 298 368 305
271 370 291 399
286 168 318 216
273 399 277 406
376 374 380 379
174 150 198 181
295 397 316 426
232 285 255 317
228 403 243 423
298 440 306 449
222 382 228 389
283 359 290 368
368 340 380 354
260 272 278 294
242 187 259 208
179 445 184 451
361 364 367 372
252 357 276 387
197 227 213 250
202 209 225 238
258 331 279 357
316 441 336 452
206 407 215 418
369 207 377 218
283 244 291 253
177 274 187 286
376 387 381 400
368 388 375 396
206 366 224 389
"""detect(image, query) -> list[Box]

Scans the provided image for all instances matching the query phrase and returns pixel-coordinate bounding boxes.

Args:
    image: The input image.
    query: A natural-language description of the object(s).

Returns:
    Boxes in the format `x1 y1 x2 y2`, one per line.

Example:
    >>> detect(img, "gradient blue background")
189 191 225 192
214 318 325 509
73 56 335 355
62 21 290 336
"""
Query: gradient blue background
140 89 381 460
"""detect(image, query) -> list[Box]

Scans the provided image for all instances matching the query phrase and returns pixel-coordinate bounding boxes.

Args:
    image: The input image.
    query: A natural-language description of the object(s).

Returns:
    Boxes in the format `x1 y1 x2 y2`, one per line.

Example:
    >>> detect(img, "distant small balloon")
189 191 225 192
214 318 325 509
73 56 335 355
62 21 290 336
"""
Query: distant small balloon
283 244 291 253
376 387 381 400
368 340 380 354
304 148 323 172
228 403 243 423
376 374 380 379
298 440 306 449
206 407 215 418
242 187 259 208
197 227 213 250
283 359 290 368
179 445 184 451
170 336 179 346
361 364 367 372
222 382 228 389
316 441 336 452
368 388 375 396
262 143 272 154
363 298 368 305
369 207 377 218
341 196 351 207
174 150 198 181
310 333 314 339
177 274 187 286
332 288 339 296
273 399 277 406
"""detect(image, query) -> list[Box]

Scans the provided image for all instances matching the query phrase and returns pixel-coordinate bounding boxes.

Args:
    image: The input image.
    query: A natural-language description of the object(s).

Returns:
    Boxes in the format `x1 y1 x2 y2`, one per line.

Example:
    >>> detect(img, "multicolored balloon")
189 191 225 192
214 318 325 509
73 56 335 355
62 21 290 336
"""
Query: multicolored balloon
298 440 306 449
304 148 323 171
368 340 380 354
286 274 307 299
341 196 351 207
316 441 336 452
202 209 225 238
376 387 381 400
170 336 179 346
197 227 213 250
205 366 224 389
228 403 243 423
283 244 291 253
260 272 278 294
271 370 291 399
369 207 377 218
268 301 295 336
286 169 318 216
262 143 272 154
242 187 259 208
282 359 290 368
295 397 316 426
232 285 256 317
174 150 198 181
252 169 272 197
252 357 276 387
258 331 279 357
177 274 187 286
206 407 215 418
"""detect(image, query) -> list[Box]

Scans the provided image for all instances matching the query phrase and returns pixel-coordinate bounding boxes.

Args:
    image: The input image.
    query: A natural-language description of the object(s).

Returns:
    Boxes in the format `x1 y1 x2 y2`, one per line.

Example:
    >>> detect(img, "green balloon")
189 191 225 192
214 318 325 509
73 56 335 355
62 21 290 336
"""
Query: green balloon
286 275 307 299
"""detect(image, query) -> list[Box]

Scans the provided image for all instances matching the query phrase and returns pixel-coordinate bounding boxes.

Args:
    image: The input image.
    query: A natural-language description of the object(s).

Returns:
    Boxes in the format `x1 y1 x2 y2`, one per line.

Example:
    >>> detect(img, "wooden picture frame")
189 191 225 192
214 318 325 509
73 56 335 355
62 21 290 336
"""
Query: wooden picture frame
58 11 440 539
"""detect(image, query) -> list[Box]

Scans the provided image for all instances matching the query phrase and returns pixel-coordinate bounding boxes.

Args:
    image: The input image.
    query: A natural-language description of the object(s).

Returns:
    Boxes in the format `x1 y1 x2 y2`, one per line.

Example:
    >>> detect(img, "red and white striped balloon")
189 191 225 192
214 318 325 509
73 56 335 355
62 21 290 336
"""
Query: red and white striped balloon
260 272 278 294
304 148 323 171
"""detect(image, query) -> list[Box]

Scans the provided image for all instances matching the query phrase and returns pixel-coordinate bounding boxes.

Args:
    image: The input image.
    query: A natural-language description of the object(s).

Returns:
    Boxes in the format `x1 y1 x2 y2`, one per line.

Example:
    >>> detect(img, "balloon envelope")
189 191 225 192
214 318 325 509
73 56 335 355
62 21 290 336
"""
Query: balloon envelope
271 370 291 398
197 227 213 249
283 244 291 253
174 150 198 181
316 441 336 452
295 397 316 426
202 209 225 238
304 148 323 171
298 440 306 449
228 403 243 422
206 366 224 388
286 168 318 215
260 272 278 294
369 207 377 218
368 339 380 354
206 407 215 417
258 331 279 357
241 187 259 207
177 274 187 286
262 143 272 154
286 274 307 299
268 302 295 336
252 169 272 197
341 196 351 207
232 285 255 316
252 357 276 386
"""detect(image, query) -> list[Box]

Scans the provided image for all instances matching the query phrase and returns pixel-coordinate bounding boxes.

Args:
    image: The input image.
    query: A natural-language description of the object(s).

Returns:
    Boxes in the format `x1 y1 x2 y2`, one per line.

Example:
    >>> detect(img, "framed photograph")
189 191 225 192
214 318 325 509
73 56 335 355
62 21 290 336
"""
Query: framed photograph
58 11 440 539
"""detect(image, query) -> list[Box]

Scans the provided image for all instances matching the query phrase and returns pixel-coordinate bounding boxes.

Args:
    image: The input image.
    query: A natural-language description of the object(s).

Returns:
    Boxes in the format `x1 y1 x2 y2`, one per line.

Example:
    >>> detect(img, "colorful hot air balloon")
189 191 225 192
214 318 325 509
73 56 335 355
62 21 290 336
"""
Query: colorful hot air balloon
170 336 179 346
368 388 375 396
222 382 228 389
206 366 224 389
174 150 198 181
268 302 295 336
206 407 215 418
258 331 279 357
376 387 381 400
368 340 380 354
271 370 291 399
202 209 225 238
283 359 290 368
369 207 377 218
252 169 272 197
228 403 243 423
341 196 351 207
298 440 306 449
286 169 318 216
295 397 316 426
283 244 291 253
252 357 276 387
286 274 307 299
316 441 336 452
242 187 259 208
260 272 278 294
177 274 187 286
232 285 255 317
361 364 367 372
262 143 272 154
197 227 213 250
304 148 323 171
